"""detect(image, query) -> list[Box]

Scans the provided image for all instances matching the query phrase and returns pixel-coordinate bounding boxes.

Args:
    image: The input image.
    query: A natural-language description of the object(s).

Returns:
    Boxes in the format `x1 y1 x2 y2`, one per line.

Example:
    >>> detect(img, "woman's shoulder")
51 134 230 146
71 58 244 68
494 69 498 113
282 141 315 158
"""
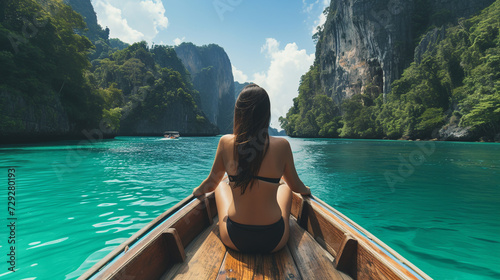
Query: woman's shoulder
269 136 291 150
269 136 289 143
219 134 235 145
220 134 234 140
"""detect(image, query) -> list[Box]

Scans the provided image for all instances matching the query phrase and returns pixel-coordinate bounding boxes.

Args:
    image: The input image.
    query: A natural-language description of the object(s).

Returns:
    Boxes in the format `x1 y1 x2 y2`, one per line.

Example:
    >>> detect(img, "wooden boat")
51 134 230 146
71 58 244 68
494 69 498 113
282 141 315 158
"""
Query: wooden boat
78 190 432 280
164 131 180 139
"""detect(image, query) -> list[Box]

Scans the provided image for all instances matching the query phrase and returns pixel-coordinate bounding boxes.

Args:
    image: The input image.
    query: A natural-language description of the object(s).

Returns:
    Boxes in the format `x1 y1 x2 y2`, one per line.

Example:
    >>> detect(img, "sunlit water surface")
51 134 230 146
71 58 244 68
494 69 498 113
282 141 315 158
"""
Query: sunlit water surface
0 137 498 279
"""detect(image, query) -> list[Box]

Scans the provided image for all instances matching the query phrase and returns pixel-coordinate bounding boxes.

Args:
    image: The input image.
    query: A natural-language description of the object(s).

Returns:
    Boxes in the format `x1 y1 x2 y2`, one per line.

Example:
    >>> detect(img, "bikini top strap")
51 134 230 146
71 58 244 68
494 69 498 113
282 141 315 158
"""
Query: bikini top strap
228 175 281 184
253 176 281 184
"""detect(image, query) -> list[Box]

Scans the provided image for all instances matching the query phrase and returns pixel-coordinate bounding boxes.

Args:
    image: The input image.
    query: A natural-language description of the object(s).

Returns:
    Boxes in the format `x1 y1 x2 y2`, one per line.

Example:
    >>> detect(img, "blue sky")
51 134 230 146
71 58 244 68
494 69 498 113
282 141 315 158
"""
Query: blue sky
91 0 329 127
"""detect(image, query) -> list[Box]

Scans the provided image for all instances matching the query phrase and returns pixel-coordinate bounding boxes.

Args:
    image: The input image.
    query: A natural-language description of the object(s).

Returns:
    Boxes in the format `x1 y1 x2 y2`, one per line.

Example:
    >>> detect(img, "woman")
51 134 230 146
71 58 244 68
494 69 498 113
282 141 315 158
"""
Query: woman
192 84 310 254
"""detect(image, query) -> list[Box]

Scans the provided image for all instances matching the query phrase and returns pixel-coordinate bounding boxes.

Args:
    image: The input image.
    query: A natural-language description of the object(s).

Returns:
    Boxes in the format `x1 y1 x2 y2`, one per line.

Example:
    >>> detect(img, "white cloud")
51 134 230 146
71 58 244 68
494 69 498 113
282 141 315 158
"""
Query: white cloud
92 0 168 44
260 38 280 56
140 0 169 31
93 1 144 44
173 37 185 46
302 0 315 13
232 65 249 83
302 0 329 35
252 38 315 128
312 11 327 35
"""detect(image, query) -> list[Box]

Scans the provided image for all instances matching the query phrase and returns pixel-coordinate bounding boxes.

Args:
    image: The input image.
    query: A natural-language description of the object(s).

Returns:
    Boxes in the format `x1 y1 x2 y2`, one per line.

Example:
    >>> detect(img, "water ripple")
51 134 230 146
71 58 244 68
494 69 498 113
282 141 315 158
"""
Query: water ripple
93 215 131 228
27 238 69 250
3 137 498 280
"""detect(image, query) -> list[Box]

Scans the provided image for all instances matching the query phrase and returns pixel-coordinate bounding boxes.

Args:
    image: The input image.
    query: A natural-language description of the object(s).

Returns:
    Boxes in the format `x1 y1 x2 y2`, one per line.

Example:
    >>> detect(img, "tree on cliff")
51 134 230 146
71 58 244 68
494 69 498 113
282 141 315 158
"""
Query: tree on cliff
281 0 500 141
0 0 103 132
0 0 216 139
91 41 215 134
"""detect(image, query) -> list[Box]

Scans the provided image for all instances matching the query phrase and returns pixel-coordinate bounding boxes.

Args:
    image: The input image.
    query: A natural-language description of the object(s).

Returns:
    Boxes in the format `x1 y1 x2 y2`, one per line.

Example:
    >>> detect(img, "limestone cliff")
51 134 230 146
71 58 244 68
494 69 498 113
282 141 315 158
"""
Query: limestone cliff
175 43 236 133
281 0 498 140
0 0 218 143
234 81 251 100
0 90 72 143
318 0 495 104
64 0 108 42
1 0 101 144
119 100 219 136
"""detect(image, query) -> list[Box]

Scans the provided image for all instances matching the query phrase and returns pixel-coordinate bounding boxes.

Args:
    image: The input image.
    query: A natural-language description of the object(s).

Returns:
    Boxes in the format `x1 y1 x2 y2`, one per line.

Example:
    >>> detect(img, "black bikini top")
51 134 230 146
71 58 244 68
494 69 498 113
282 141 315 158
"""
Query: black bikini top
228 174 281 184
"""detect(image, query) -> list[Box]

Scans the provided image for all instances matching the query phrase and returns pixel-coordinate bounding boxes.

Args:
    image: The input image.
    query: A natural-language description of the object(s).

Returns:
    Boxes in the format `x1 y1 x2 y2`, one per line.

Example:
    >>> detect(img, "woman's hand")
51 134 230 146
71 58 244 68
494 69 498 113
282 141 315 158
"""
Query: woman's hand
301 186 311 196
192 183 218 198
192 186 206 197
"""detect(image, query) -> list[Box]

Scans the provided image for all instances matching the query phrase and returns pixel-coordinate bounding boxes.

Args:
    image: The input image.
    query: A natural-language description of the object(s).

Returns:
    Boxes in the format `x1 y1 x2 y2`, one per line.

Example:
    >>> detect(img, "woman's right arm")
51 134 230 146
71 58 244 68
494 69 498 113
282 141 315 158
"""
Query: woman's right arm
192 135 227 197
281 139 311 195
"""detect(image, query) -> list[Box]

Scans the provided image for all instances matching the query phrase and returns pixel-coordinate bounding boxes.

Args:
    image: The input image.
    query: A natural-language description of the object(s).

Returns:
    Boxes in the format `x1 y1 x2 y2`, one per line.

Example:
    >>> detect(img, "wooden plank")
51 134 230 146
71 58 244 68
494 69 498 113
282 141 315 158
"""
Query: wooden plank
217 247 301 280
104 230 174 280
78 194 199 280
92 195 212 280
335 234 358 277
302 200 346 257
162 219 227 280
287 218 352 280
356 244 403 280
311 197 430 279
164 228 186 263
290 192 303 219
171 197 213 248
106 229 184 279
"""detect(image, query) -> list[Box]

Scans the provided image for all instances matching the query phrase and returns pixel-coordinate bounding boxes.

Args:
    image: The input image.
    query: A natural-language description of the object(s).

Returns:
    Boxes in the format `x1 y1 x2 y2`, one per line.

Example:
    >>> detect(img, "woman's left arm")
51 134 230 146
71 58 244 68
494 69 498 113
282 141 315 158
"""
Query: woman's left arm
193 136 227 196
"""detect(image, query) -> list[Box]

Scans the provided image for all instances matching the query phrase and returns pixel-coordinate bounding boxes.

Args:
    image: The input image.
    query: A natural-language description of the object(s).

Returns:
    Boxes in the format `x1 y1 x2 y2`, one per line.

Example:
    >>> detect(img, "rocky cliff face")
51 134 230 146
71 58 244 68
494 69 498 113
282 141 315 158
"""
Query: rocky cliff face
318 0 495 104
64 0 109 42
0 90 72 143
175 43 236 133
234 81 251 101
119 100 219 136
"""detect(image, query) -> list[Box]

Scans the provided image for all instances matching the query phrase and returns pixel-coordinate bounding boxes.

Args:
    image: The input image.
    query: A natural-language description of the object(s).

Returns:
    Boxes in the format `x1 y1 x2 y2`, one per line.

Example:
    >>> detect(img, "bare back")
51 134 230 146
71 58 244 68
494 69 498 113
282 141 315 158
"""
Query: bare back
218 135 306 225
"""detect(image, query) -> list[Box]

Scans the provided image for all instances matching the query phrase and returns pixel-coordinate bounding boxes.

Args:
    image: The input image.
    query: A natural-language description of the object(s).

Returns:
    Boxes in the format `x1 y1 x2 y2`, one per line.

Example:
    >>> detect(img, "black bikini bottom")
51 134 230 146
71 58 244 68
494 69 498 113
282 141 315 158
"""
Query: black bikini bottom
226 216 285 254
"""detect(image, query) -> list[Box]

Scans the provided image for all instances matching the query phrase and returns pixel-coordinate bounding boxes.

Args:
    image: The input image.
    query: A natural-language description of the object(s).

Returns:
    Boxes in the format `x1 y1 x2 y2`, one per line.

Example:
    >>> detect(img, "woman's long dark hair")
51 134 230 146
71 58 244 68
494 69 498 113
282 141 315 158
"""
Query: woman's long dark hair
232 84 271 194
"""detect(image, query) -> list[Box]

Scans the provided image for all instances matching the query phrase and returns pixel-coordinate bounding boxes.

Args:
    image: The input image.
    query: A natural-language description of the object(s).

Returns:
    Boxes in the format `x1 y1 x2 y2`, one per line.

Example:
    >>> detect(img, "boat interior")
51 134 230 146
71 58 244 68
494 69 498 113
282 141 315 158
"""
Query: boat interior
79 191 430 280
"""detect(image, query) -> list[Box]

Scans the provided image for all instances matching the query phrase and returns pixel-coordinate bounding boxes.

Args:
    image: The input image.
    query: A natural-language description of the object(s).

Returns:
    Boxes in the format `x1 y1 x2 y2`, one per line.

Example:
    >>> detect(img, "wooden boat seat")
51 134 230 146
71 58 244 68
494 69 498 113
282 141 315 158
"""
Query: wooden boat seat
162 216 353 280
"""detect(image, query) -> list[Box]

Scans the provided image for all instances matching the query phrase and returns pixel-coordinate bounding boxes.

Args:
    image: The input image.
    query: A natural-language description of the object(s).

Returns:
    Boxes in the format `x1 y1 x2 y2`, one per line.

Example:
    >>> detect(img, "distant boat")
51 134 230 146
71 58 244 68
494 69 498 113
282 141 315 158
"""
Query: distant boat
78 189 431 280
164 131 180 139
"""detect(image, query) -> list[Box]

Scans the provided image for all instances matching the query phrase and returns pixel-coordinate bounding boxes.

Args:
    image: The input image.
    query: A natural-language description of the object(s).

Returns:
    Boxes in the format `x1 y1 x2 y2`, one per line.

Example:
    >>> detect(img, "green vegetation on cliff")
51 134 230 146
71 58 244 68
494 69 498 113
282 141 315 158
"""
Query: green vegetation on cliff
0 0 215 139
0 0 102 131
281 0 500 141
90 41 213 133
279 64 342 137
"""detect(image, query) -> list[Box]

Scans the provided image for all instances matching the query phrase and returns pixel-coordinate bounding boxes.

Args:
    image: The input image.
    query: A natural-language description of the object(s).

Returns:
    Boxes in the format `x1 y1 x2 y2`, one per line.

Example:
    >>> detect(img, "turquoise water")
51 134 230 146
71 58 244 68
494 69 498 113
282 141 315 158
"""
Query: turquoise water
0 137 499 279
